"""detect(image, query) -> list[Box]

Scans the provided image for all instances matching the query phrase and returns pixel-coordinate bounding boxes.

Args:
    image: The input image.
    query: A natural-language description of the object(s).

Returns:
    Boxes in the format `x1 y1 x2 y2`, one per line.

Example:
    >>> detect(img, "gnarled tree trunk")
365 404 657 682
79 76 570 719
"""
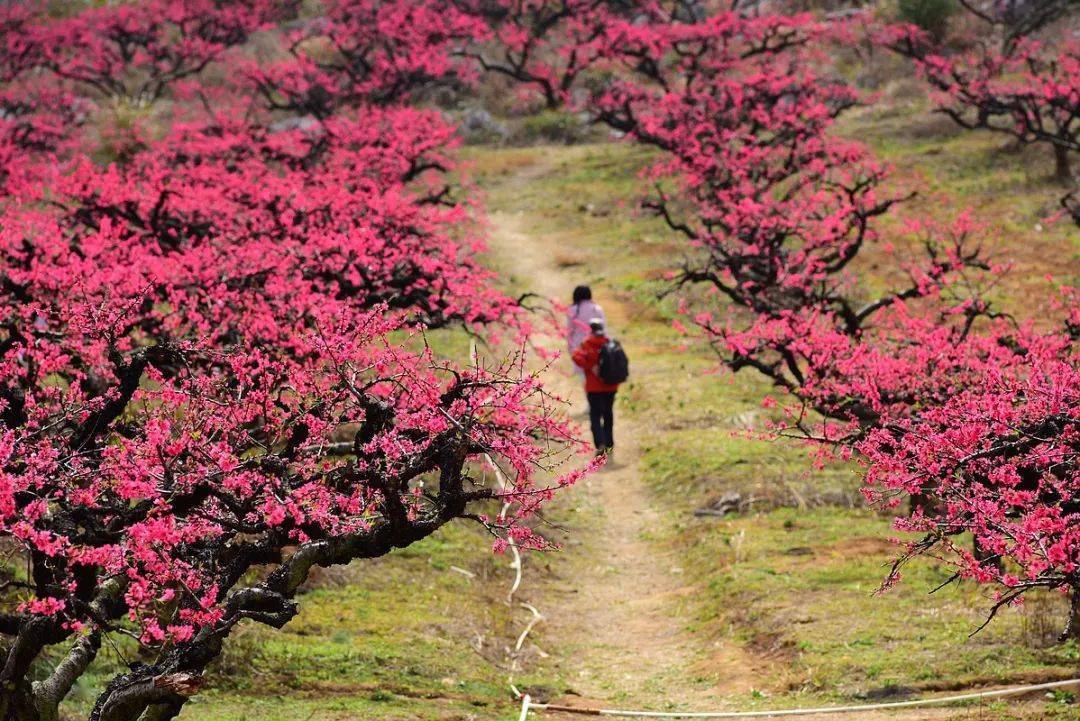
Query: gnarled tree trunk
0 681 39 721
1061 587 1080 642
1053 145 1073 185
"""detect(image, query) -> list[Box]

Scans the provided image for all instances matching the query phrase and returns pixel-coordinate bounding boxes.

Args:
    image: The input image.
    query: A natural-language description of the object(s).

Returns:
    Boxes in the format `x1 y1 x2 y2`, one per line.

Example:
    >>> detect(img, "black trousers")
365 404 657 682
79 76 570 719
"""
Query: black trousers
586 391 616 450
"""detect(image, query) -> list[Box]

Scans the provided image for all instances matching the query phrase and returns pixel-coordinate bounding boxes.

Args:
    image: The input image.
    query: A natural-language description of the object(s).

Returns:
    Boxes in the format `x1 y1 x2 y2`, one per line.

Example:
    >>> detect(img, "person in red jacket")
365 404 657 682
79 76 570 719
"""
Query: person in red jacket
572 318 619 456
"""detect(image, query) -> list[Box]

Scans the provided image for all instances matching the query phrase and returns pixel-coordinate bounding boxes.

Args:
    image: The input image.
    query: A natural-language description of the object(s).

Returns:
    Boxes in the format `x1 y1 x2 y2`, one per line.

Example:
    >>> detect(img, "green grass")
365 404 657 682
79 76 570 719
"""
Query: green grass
684 507 1080 695
182 524 557 720
53 521 548 721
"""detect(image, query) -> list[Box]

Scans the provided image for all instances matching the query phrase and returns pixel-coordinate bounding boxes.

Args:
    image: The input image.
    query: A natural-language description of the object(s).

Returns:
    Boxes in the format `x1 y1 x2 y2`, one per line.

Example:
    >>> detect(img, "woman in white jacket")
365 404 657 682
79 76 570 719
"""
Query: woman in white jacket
566 285 605 377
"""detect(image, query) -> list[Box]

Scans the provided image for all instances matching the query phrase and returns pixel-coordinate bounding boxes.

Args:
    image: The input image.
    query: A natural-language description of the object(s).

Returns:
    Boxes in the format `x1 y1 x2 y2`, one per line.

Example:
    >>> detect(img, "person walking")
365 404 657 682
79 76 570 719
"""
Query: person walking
572 318 626 456
566 285 605 379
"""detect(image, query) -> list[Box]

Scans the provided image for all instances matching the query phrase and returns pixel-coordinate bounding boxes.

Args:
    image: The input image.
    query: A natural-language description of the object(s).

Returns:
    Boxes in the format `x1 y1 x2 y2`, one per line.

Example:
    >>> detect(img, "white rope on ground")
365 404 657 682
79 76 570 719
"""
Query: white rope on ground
470 344 525 603
471 341 546 705
519 678 1080 718
483 448 544 700
489 454 524 605
515 602 544 652
519 695 534 721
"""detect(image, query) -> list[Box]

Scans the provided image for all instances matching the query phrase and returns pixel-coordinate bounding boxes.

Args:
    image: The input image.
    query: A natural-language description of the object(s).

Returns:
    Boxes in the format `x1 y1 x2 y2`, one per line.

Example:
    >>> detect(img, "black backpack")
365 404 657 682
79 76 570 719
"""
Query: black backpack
597 339 629 385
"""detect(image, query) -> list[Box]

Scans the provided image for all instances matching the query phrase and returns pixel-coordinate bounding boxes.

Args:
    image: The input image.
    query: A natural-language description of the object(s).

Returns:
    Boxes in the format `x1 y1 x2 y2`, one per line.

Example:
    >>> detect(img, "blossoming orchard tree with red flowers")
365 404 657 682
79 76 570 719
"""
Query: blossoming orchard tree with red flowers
453 0 633 110
881 8 1080 222
860 330 1080 638
0 3 584 720
478 3 1080 636
244 0 487 116
35 0 294 106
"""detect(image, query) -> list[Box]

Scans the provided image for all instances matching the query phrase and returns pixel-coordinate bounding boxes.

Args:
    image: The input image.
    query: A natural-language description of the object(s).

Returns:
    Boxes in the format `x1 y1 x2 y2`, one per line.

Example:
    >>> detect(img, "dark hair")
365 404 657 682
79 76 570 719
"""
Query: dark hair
572 285 592 304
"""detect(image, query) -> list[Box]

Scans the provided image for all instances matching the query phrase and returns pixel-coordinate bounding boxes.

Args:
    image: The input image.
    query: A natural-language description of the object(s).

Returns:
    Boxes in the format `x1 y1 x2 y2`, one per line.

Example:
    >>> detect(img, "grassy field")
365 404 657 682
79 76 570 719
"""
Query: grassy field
148 97 1080 721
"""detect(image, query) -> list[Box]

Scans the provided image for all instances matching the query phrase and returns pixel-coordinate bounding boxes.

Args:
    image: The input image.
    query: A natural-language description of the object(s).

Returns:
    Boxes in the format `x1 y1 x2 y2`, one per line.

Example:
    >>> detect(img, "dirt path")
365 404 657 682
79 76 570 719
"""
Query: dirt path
482 161 761 712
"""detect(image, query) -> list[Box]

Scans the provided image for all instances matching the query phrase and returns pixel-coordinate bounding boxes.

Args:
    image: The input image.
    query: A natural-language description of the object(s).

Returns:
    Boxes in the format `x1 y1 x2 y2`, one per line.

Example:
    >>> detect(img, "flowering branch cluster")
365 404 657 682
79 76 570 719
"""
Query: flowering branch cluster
36 0 292 106
454 0 636 109
0 3 579 720
467 0 1079 635
882 14 1079 212
861 330 1079 638
244 0 487 116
